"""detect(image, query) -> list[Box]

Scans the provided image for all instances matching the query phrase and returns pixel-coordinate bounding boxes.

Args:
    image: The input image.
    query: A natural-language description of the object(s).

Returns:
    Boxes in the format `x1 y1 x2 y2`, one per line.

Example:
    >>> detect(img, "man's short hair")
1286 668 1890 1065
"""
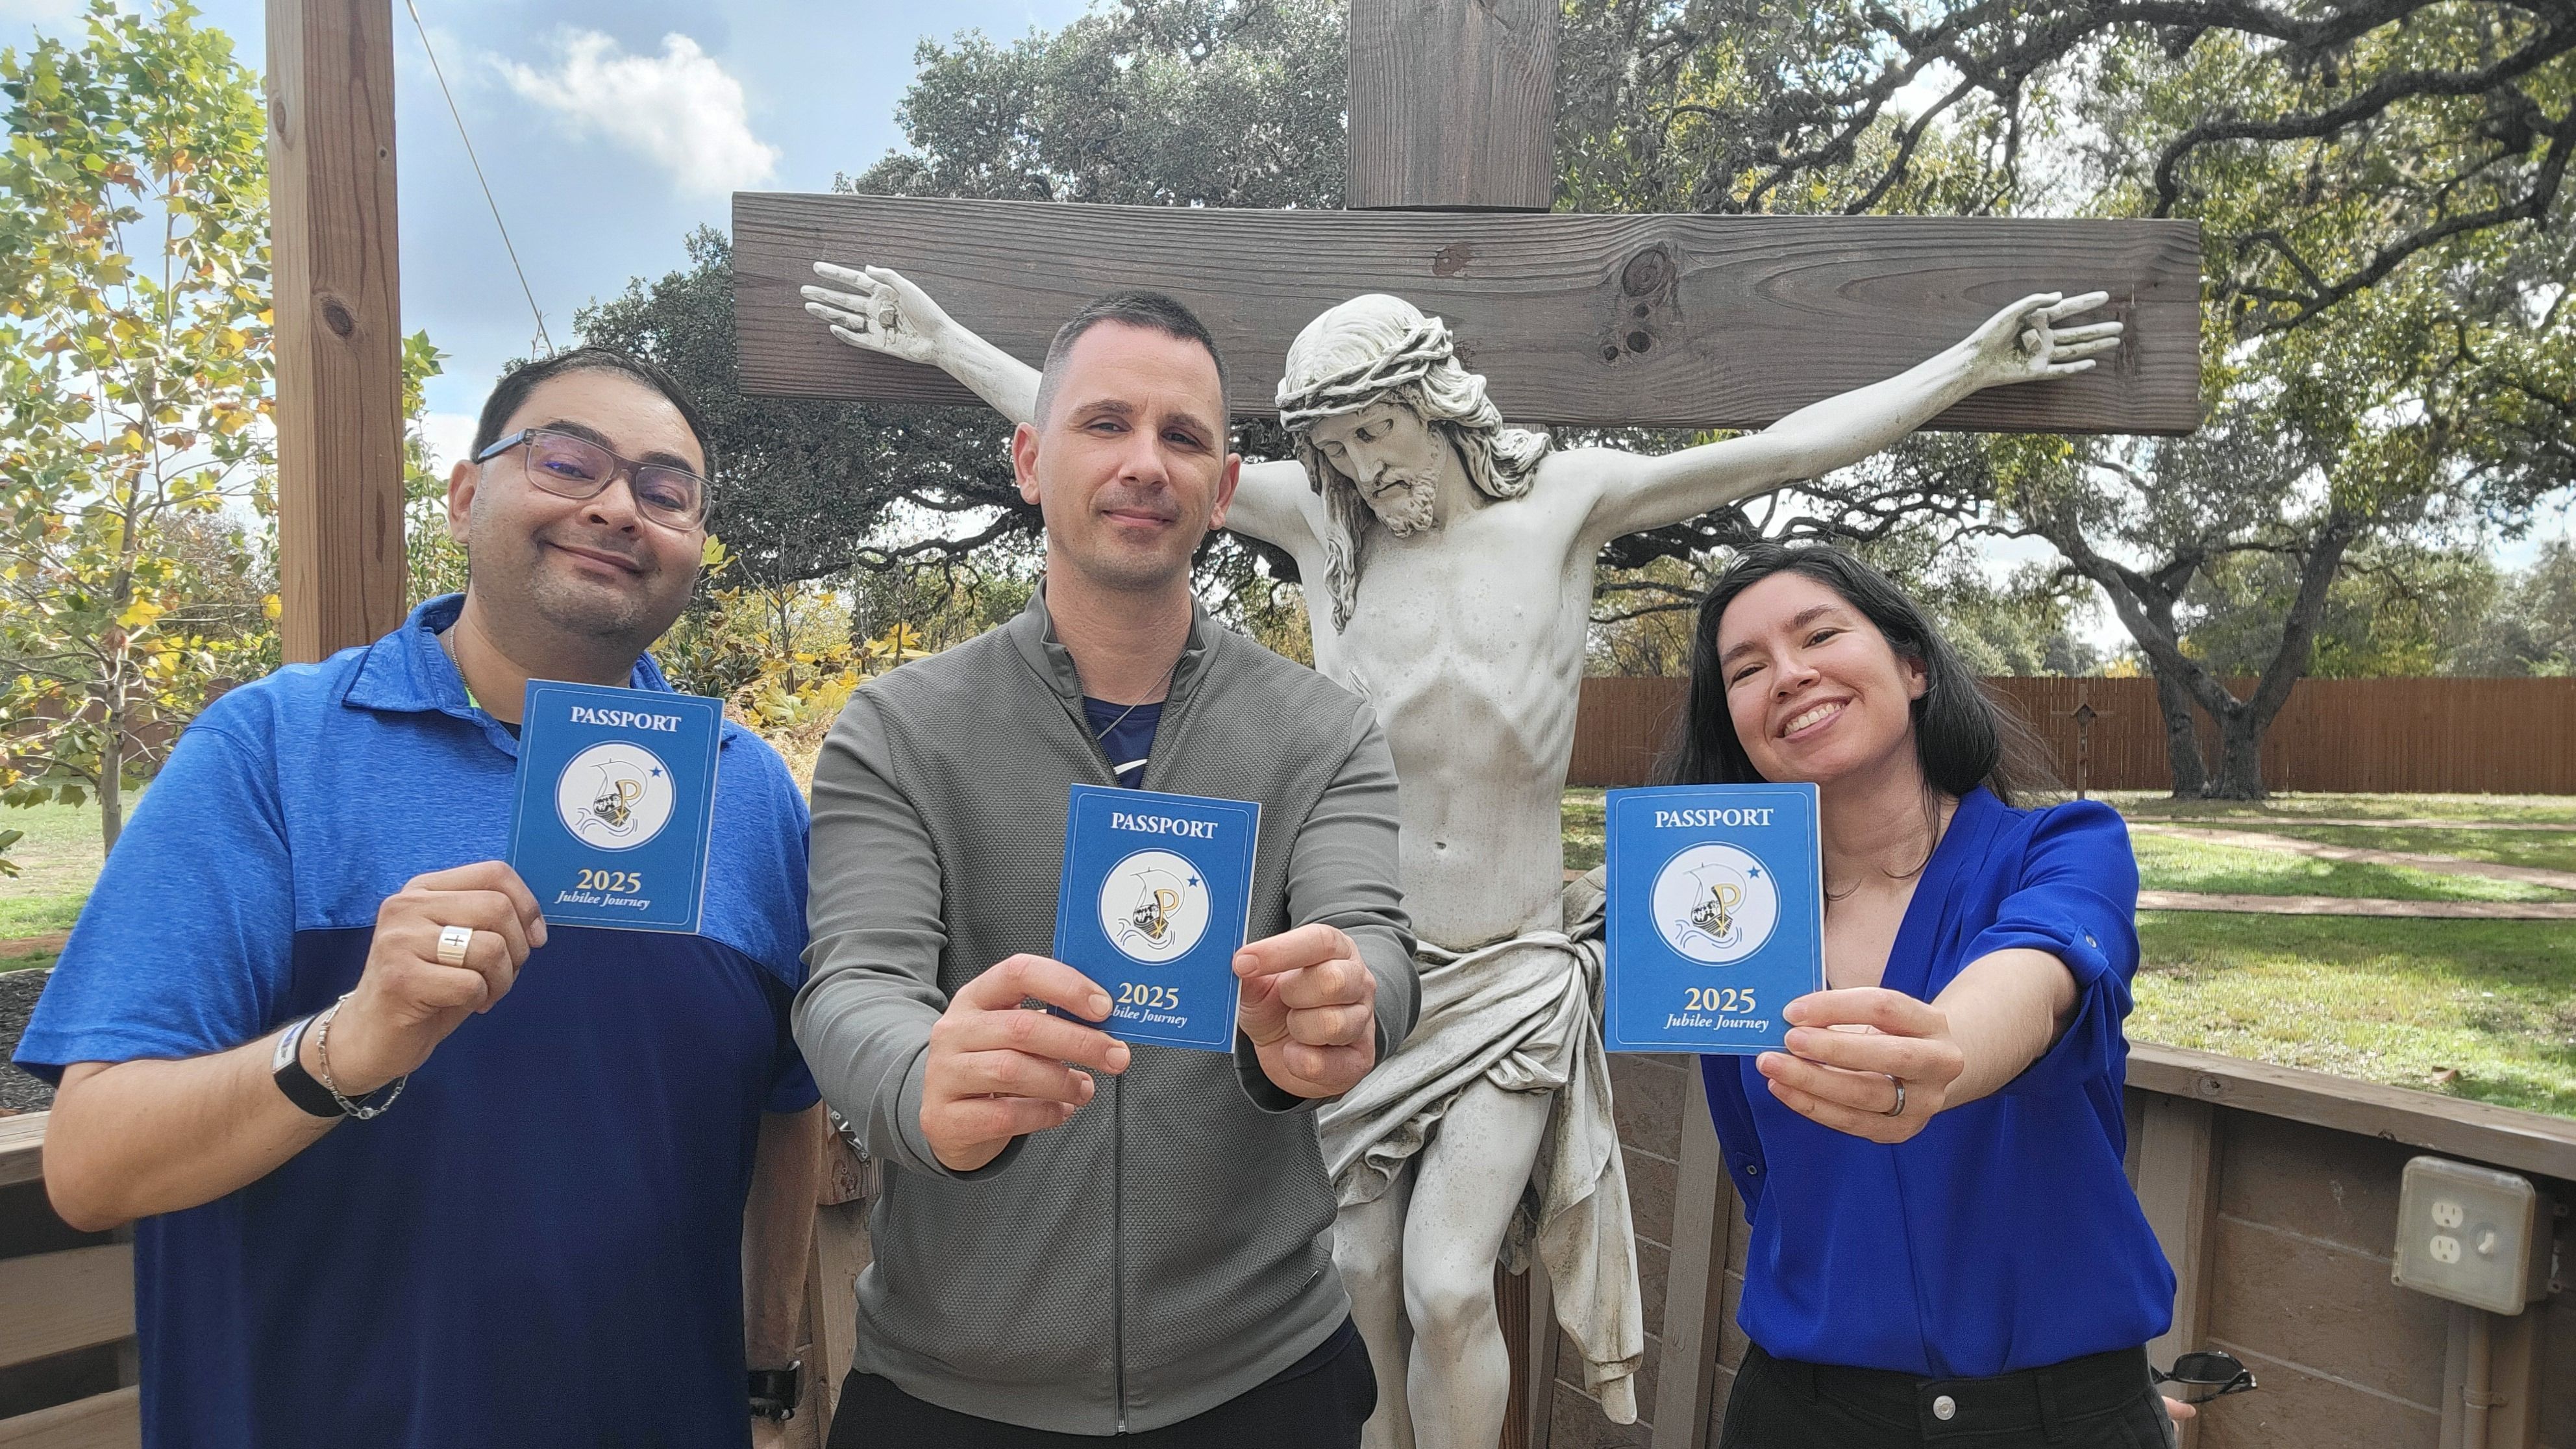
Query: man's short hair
1032 290 1229 428
472 346 718 479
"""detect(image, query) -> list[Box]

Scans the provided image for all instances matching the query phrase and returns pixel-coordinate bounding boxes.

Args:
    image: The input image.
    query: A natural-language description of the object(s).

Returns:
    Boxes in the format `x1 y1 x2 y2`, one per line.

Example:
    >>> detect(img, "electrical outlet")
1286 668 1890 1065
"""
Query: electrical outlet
2392 1157 2544 1315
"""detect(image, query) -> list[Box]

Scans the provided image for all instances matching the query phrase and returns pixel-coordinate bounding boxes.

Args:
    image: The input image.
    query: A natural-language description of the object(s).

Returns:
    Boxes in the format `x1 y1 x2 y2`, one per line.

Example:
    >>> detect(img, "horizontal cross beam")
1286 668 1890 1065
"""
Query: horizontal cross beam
734 194 2201 435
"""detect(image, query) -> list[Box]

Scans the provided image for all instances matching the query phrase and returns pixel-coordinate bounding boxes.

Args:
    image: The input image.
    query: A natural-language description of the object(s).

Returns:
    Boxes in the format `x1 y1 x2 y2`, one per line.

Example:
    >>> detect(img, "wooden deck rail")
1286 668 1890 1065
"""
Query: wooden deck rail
0 1113 136 1446
4 1041 2571 1449
1539 1043 2576 1449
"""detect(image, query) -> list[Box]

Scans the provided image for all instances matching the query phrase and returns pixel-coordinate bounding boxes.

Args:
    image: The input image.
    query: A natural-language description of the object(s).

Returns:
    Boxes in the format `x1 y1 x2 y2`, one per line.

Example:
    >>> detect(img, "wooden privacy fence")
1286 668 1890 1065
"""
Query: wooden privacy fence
1567 675 2576 795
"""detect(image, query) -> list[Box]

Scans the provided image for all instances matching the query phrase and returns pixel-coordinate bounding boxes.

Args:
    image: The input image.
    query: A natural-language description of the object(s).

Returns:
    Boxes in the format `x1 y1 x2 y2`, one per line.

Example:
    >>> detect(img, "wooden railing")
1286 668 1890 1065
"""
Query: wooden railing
0 1113 137 1446
6 1044 2570 1449
1535 1045 2576 1449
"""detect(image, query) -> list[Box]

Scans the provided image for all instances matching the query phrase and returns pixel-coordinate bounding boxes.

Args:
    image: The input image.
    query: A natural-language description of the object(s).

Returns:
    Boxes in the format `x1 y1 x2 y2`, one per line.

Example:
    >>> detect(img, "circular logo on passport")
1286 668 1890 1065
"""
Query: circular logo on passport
555 742 675 851
1099 849 1208 963
1651 842 1779 965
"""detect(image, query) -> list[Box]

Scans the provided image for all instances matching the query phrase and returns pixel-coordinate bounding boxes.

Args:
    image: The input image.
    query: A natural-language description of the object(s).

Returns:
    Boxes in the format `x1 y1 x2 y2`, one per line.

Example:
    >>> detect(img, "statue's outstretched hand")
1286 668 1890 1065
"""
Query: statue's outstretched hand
1960 290 2123 389
802 261 956 369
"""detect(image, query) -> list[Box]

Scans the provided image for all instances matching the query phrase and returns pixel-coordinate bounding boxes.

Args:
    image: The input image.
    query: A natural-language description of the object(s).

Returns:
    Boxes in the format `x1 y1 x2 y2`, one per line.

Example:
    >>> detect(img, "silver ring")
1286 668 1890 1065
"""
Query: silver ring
436 924 475 968
1881 1074 1907 1117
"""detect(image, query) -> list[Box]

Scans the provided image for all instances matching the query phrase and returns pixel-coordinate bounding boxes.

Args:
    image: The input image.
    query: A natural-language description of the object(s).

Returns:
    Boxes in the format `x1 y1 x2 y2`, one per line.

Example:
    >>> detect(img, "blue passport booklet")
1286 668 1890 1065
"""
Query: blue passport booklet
507 680 723 934
1602 784 1825 1054
1052 784 1261 1052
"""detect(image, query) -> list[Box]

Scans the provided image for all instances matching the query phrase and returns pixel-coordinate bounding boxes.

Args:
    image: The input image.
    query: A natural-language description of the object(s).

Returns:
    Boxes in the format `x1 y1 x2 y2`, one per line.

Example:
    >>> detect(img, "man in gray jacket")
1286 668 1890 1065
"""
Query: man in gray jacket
796 290 1418 1446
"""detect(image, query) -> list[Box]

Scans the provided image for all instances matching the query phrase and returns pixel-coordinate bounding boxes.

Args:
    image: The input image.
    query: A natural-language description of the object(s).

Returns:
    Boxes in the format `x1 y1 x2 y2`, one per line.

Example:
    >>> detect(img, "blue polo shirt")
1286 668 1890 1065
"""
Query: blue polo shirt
1701 789 2175 1379
16 595 818 1449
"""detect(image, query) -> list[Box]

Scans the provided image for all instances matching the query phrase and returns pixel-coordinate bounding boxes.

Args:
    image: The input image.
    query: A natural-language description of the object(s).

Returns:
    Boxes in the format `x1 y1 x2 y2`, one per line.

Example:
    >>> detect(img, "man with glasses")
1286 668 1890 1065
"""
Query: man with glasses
20 348 828 1448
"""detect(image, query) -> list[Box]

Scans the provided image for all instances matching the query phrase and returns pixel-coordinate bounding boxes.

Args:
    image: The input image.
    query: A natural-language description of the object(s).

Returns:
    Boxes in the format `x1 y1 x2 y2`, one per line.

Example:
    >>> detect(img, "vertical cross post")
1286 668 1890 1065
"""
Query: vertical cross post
268 0 406 663
1347 0 1557 212
1345 5 1563 1443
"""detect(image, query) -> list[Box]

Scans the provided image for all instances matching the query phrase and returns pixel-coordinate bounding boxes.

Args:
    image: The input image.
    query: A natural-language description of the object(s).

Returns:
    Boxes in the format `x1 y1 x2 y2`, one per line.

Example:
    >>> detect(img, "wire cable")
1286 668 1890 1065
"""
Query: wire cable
402 0 554 354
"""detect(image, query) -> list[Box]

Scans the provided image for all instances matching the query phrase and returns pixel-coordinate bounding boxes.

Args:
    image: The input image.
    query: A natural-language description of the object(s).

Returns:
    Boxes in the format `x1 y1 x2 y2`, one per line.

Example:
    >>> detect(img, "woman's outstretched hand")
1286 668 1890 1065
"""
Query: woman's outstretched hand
1756 989 1968 1144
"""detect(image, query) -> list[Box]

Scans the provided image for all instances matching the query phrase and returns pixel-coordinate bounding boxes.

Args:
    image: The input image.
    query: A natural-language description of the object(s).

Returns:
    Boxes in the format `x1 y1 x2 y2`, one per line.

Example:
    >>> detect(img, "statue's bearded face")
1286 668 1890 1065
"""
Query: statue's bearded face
1304 398 1450 536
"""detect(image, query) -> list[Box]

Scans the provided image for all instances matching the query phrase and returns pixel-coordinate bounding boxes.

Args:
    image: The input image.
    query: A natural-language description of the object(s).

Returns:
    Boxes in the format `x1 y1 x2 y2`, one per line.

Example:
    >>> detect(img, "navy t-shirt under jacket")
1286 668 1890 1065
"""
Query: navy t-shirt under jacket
1700 789 2176 1379
16 596 819 1449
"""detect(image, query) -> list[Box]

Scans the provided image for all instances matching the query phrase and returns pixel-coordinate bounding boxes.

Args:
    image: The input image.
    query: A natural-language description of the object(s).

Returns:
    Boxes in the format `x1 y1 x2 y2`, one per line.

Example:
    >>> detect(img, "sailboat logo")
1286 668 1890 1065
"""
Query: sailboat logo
1098 849 1209 963
553 743 675 851
1650 843 1779 965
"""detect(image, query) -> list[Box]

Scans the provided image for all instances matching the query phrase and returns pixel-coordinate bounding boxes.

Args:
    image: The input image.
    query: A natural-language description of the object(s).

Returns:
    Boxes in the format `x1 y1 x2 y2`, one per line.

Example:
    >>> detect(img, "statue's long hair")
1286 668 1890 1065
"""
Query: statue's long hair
1276 295 1550 629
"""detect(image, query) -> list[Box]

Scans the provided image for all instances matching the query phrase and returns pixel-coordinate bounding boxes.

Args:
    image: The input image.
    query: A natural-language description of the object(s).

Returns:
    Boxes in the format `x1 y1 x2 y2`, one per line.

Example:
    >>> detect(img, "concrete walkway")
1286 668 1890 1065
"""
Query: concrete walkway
2136 890 2576 919
2127 822 2576 893
2147 815 2576 834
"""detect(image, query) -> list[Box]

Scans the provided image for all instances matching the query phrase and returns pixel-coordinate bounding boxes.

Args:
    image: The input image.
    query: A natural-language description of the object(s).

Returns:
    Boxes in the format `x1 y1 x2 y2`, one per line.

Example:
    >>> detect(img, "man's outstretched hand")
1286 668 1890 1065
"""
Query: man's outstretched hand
920 954 1131 1174
1235 923 1378 1099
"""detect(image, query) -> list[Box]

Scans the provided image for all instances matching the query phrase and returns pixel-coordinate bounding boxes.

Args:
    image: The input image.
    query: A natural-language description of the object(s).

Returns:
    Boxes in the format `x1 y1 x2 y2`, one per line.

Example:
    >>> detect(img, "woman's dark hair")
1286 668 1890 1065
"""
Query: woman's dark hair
1655 543 2055 806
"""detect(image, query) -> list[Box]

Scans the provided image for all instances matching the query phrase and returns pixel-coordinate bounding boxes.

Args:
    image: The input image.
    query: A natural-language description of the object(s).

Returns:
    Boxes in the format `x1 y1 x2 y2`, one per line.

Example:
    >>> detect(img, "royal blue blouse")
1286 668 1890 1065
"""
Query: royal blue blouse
1700 788 2175 1378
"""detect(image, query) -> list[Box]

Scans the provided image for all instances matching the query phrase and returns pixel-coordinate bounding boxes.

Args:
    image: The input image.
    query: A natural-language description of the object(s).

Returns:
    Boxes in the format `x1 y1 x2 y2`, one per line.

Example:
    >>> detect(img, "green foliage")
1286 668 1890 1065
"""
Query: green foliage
1585 535 2099 676
400 330 466 605
847 1 1348 208
0 0 274 860
2449 538 2576 675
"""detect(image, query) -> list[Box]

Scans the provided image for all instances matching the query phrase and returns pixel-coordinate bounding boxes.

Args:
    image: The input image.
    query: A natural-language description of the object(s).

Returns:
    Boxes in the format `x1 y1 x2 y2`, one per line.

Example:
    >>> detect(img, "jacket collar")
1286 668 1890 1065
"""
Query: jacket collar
341 593 678 717
1007 578 1217 708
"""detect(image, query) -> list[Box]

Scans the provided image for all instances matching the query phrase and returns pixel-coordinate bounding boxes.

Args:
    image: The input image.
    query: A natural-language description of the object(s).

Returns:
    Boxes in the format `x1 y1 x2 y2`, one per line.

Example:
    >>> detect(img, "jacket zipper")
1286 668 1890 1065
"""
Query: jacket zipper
1065 644 1191 1434
1112 1072 1128 1432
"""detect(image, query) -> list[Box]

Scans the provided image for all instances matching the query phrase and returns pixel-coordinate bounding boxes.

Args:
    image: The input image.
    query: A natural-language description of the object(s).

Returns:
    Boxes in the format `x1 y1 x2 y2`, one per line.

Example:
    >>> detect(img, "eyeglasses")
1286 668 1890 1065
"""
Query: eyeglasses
2152 1350 2257 1406
475 428 710 531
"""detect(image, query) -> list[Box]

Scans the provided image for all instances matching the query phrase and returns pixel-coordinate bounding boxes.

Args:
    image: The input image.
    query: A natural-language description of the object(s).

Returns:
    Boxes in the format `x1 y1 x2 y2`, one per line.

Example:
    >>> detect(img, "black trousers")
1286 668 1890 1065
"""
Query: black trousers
824 1320 1377 1448
1716 1342 2176 1449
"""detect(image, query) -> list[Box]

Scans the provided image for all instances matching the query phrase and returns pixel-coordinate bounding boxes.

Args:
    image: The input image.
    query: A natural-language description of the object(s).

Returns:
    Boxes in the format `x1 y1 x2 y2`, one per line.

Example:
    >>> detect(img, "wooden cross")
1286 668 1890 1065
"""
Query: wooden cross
730 5 2199 439
2064 683 2118 800
728 6 2196 1448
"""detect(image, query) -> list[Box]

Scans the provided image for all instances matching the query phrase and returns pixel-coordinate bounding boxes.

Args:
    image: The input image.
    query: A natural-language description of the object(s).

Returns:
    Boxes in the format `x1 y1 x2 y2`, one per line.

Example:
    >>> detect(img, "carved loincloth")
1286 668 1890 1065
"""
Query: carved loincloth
1319 873 1644 1417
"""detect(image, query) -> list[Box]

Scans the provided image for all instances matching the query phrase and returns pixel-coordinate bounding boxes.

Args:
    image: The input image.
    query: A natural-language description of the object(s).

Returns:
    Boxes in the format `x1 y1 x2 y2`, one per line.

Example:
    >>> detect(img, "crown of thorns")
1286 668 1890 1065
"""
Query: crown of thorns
1276 317 1455 430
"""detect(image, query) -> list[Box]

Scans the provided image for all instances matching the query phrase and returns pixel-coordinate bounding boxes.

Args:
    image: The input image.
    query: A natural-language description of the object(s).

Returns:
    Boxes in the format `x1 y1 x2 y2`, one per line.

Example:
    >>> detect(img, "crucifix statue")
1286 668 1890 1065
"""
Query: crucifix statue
732 6 2198 1446
798 261 2122 1449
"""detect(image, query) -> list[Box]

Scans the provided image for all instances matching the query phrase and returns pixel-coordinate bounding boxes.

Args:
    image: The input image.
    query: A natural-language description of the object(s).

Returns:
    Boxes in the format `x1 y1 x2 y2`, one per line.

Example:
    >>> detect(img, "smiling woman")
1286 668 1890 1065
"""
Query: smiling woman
1657 543 2187 1449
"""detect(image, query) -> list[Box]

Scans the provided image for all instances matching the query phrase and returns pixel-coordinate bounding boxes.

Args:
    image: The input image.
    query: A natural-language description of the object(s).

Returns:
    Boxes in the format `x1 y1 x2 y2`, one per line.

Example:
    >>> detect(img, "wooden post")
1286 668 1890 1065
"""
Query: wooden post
2133 1096 2222 1449
1352 6 1560 1440
1653 1089 1736 1449
269 0 406 663
1347 0 1557 211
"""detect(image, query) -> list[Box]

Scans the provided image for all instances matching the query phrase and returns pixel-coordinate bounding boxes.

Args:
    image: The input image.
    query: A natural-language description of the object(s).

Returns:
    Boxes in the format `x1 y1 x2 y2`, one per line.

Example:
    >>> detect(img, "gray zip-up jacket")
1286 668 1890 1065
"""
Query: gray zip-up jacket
794 588 1418 1435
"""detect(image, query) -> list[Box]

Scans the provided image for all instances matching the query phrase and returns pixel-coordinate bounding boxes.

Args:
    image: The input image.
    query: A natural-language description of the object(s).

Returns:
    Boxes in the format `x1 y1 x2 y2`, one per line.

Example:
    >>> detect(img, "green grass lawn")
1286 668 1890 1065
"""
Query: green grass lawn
0 799 116 939
1563 789 1606 871
2133 913 2576 1117
2101 789 2576 826
2129 832 2575 901
2223 823 2576 876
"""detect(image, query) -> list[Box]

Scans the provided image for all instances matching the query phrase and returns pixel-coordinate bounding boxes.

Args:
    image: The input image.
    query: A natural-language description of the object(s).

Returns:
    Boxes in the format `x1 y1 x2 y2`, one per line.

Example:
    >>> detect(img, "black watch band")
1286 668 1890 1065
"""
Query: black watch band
748 1359 801 1422
270 1015 345 1119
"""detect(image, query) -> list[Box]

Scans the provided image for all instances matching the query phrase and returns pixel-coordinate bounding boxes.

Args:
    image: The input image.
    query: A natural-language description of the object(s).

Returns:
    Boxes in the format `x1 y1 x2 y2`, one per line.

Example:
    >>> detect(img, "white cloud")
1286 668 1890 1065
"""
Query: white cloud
0 0 83 21
497 30 778 197
419 411 480 473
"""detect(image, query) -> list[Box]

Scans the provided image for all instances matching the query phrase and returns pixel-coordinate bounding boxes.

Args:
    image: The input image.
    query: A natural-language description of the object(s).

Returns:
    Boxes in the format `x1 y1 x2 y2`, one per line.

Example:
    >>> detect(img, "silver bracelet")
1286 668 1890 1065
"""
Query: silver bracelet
313 992 408 1120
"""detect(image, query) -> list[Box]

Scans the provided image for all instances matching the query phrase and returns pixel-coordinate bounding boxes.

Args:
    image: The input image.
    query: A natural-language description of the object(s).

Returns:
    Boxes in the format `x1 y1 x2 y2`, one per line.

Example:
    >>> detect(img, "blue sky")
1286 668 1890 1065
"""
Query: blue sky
2 0 1096 456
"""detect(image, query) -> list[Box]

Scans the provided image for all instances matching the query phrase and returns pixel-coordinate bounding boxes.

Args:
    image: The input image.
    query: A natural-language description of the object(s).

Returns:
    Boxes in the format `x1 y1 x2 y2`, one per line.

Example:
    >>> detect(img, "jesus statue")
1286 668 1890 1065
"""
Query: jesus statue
800 262 2120 1449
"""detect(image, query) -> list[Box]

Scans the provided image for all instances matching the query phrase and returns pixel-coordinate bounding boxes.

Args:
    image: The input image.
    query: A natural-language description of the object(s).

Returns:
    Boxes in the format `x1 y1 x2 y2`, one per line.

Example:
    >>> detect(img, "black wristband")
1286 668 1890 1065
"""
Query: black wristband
747 1360 801 1422
270 1015 345 1119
